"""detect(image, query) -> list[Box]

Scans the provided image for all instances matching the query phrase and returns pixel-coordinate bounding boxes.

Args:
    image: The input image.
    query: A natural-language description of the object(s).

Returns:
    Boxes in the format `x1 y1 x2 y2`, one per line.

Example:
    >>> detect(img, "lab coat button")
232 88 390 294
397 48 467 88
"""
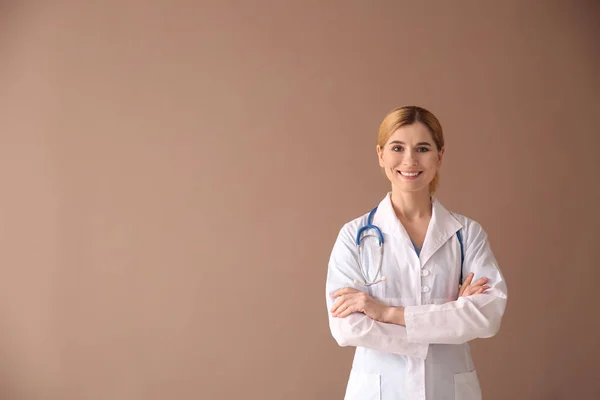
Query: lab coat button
421 285 430 293
421 269 430 277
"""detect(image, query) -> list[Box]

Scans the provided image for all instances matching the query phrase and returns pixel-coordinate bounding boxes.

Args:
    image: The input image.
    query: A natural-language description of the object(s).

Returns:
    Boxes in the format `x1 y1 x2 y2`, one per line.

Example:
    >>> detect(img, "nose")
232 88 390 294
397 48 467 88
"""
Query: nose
402 149 419 166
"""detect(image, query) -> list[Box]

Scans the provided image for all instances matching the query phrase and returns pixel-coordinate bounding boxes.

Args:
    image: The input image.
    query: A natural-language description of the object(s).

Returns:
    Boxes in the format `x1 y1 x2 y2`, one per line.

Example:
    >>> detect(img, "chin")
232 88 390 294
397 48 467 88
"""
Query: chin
393 182 430 194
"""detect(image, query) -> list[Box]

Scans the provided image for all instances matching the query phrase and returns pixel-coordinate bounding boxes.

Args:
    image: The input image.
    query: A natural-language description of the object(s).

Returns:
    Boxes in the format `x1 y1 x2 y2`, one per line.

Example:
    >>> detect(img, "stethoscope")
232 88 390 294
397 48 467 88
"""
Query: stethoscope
354 206 465 287
354 207 386 286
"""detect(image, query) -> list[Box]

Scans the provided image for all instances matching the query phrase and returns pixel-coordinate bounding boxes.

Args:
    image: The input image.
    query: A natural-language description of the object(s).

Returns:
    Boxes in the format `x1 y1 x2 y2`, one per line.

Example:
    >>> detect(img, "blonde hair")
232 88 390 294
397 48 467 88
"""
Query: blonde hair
378 105 445 193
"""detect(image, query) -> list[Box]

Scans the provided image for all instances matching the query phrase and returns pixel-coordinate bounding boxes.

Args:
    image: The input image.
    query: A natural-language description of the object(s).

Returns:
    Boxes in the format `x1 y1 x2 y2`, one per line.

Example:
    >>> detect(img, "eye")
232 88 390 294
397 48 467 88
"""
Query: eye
417 147 429 153
391 145 404 152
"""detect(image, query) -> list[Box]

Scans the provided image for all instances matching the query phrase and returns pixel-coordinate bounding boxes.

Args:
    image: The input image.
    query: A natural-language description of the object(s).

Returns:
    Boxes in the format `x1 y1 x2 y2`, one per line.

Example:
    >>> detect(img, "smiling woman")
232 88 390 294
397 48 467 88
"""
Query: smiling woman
325 105 508 400
377 106 445 194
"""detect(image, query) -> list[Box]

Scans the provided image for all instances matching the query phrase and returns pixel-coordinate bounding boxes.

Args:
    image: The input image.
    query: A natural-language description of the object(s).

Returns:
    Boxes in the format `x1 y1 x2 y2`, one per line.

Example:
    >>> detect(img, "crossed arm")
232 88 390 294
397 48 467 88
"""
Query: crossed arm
330 272 490 325
326 222 508 356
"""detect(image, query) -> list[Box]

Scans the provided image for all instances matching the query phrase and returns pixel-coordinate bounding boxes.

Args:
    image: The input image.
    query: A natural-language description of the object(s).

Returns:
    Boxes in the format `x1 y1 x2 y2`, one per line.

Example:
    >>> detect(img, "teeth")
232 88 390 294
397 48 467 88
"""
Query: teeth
400 171 420 177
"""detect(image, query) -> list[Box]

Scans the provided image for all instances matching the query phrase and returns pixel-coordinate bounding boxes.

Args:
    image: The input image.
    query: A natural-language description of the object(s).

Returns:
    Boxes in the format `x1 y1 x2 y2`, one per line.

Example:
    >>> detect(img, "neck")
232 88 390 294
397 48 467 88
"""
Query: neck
389 188 432 220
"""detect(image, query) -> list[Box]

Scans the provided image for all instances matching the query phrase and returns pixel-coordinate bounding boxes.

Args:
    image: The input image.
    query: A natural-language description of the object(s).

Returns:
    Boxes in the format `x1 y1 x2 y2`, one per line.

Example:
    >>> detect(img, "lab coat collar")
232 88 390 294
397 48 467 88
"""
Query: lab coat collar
373 192 463 266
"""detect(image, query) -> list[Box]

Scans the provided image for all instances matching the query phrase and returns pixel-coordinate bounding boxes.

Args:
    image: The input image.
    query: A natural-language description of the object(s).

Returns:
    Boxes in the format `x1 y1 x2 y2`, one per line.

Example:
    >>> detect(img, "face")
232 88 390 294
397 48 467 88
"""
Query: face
377 122 444 193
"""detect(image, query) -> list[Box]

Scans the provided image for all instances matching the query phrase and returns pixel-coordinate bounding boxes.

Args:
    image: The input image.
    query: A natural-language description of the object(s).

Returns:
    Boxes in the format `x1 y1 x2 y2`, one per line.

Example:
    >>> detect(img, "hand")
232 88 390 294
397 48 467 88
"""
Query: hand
330 288 389 322
459 272 490 297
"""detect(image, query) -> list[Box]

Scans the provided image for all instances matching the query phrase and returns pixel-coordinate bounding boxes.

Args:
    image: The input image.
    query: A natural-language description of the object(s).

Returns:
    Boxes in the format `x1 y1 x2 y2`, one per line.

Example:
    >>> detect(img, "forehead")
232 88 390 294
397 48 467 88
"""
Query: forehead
387 122 433 144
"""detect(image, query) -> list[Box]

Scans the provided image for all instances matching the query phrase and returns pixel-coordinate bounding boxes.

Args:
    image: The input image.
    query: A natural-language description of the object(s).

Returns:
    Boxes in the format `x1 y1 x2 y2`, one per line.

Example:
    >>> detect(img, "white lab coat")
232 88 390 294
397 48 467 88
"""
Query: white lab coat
326 193 507 400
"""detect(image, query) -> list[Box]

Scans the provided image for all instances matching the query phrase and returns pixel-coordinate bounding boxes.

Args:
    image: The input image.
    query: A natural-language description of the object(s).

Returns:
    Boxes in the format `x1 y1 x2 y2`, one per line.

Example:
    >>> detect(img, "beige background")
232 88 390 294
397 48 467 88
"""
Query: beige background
1 1 599 399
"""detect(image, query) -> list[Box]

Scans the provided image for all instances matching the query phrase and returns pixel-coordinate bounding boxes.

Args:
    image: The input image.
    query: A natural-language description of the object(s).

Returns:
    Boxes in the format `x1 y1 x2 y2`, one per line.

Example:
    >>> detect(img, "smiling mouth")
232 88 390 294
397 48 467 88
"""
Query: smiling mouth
397 171 423 179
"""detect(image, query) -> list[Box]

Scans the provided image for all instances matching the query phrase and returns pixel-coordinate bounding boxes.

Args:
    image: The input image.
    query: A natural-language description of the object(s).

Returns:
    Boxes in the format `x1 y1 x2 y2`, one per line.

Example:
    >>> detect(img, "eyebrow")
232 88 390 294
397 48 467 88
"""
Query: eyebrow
389 140 433 146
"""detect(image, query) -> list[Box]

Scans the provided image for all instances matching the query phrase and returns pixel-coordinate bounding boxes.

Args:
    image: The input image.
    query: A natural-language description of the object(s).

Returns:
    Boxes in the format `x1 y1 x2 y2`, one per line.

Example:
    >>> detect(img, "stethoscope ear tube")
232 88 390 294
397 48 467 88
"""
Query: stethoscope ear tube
355 206 386 287
356 235 385 287
354 275 387 286
354 206 466 288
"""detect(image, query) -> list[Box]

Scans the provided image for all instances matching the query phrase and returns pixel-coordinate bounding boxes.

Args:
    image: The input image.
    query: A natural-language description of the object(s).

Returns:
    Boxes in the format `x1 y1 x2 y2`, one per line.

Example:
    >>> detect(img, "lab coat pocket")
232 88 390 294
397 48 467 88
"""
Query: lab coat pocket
454 370 482 400
344 369 381 400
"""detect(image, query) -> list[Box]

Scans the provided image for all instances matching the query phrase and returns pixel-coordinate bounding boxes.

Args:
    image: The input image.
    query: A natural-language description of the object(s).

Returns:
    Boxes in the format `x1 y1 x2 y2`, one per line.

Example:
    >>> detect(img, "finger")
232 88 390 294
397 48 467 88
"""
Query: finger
466 285 482 296
461 272 474 287
471 285 491 296
330 297 344 313
336 302 360 318
465 279 489 292
330 294 356 313
472 277 489 286
331 294 361 314
476 286 490 294
459 273 474 296
333 299 356 317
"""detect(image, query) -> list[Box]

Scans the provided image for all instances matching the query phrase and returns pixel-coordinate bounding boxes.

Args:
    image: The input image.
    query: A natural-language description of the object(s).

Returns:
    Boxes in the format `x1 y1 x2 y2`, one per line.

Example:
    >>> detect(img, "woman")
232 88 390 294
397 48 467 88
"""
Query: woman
325 106 508 400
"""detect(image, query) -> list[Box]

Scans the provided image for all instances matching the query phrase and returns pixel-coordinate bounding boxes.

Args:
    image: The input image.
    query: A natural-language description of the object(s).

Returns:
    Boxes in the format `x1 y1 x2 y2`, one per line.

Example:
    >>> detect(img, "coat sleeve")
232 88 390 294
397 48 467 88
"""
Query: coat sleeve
403 220 508 345
326 224 429 359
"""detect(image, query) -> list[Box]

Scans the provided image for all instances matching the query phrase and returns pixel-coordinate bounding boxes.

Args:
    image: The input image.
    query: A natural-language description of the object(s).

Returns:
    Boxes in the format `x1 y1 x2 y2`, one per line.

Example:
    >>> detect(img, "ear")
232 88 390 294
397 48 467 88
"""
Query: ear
437 147 445 167
376 145 385 167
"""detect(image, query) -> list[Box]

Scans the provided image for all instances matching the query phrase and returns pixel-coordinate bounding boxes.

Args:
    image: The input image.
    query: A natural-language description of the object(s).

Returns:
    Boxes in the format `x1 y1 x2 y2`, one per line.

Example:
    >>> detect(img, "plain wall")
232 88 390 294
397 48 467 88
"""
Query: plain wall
1 1 599 399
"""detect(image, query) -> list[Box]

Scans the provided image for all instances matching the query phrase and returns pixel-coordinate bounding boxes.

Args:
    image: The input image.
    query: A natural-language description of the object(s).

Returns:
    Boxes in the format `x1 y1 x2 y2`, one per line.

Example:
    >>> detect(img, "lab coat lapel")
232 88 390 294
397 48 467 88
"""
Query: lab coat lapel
419 197 463 267
372 193 415 247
